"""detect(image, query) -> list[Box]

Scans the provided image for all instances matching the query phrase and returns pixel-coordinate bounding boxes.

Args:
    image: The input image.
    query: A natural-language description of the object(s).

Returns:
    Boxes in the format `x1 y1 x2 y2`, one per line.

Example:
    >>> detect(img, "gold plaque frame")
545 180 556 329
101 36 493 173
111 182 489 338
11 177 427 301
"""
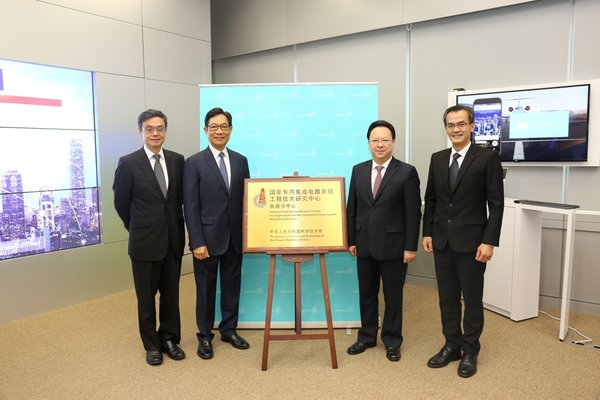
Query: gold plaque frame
243 176 347 253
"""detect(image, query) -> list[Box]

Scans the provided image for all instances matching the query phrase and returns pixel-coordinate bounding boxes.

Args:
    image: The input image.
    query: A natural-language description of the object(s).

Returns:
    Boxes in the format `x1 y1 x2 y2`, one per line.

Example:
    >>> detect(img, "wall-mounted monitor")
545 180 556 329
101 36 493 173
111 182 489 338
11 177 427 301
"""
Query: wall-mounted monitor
450 80 599 167
0 58 100 260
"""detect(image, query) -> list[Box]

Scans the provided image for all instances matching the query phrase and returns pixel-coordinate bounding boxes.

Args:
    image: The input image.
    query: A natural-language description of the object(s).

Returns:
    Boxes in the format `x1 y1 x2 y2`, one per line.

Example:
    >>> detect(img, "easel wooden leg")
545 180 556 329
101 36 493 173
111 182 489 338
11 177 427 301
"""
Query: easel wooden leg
261 253 337 370
261 254 277 371
294 261 302 334
320 253 338 369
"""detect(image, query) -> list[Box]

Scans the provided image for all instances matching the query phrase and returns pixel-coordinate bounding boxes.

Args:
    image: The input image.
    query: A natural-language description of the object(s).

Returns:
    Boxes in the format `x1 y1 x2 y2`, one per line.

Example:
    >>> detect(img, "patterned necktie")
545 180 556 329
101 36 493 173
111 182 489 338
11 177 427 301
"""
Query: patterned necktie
448 153 461 189
373 165 384 197
219 152 229 190
153 154 167 198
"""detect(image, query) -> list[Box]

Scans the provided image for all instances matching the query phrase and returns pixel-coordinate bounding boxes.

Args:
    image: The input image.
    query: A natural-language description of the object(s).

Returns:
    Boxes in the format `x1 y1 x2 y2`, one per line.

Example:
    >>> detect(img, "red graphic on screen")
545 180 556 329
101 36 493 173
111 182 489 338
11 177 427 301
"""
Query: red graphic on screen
0 68 62 107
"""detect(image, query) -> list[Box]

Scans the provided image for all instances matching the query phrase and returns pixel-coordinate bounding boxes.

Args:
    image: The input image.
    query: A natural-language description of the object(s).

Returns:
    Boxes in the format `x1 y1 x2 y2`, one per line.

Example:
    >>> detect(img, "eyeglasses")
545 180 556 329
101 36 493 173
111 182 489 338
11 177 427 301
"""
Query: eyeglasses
369 138 392 145
446 122 471 130
143 126 165 134
208 124 231 132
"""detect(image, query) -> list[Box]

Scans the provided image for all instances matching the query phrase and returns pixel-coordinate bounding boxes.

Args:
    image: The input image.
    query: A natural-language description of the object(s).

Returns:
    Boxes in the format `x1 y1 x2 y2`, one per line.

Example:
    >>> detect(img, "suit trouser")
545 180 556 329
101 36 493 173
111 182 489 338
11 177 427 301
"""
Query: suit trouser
193 239 243 340
131 246 182 351
356 256 407 349
433 245 486 355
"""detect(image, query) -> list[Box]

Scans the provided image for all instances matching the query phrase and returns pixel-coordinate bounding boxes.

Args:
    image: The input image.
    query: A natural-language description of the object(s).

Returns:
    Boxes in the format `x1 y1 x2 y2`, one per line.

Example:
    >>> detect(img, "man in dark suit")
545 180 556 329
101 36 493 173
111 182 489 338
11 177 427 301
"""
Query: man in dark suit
422 105 504 378
183 107 250 360
113 109 186 366
346 120 422 362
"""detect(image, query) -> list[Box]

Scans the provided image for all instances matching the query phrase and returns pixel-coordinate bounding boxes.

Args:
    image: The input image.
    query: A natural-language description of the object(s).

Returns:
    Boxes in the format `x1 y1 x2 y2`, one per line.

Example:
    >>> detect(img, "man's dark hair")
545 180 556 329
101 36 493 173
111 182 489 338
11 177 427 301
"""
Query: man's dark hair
137 109 168 131
443 105 474 125
204 107 233 127
367 120 396 140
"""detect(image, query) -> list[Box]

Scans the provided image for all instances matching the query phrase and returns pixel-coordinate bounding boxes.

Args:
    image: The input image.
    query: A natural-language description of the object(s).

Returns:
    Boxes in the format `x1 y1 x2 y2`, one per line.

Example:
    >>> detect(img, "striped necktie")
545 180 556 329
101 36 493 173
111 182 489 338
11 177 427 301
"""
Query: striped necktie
153 154 167 197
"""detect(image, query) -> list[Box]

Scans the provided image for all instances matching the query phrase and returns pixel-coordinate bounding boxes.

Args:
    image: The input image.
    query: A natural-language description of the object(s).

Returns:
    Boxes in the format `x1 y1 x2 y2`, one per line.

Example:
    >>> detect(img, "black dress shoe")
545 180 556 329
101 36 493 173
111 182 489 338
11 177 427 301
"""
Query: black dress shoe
197 340 213 359
427 346 462 368
458 353 477 378
162 340 185 360
386 347 400 362
221 332 250 350
146 350 163 366
347 341 376 355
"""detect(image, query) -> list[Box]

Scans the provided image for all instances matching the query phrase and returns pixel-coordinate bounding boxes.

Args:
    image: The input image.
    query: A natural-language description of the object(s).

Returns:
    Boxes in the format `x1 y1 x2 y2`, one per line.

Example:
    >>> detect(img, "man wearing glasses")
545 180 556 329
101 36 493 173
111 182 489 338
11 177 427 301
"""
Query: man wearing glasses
346 120 422 362
183 107 250 360
113 109 186 366
422 105 504 378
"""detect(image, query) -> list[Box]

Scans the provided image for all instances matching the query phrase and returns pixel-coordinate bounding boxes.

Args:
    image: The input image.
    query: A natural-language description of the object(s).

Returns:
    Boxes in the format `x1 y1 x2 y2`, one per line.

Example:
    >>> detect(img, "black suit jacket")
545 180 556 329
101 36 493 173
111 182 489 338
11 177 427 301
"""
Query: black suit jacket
347 157 422 260
183 147 250 255
422 145 504 252
113 147 185 261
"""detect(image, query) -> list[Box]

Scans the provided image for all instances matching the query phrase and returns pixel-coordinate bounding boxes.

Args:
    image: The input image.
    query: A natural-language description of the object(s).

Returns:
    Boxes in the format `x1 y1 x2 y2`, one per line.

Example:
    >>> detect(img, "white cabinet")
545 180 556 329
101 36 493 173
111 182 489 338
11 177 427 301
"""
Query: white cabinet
483 199 542 321
484 199 590 340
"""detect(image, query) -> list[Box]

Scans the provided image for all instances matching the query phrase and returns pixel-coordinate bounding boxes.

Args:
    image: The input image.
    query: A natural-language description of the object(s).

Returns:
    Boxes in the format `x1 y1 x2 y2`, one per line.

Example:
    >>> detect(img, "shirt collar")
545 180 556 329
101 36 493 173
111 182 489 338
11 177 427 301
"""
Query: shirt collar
144 146 164 160
209 145 228 159
372 157 392 171
452 142 471 159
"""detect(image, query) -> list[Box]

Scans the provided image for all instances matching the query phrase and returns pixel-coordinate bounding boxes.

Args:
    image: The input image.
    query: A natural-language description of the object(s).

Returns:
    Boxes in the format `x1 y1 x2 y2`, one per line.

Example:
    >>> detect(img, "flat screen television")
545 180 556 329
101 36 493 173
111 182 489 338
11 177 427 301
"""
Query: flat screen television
456 84 591 163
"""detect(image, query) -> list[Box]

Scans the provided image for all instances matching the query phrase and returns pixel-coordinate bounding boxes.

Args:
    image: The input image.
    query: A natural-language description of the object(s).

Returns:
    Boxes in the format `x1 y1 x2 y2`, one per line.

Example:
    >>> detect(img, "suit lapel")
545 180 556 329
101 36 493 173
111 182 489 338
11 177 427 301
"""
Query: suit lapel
451 145 477 193
374 158 399 201
164 150 176 199
439 148 452 194
360 158 400 203
135 148 164 198
359 162 374 201
203 147 229 194
228 151 240 196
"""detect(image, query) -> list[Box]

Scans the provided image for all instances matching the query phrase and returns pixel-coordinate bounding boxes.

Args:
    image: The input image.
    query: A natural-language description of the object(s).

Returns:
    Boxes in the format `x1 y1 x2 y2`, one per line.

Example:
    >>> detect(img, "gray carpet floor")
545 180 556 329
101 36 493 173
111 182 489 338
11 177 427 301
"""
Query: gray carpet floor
1 273 599 399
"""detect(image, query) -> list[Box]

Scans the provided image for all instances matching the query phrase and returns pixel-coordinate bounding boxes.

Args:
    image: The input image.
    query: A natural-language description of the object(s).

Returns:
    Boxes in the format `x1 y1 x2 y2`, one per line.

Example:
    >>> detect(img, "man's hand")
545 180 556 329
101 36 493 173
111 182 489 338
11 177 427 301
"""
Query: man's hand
422 236 433 253
475 244 494 263
193 245 209 260
404 251 416 264
348 245 357 257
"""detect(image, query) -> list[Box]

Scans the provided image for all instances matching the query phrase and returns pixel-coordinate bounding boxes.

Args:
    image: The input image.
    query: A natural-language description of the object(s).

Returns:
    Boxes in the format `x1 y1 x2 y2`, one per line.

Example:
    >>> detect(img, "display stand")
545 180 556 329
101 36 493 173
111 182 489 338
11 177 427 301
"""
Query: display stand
261 252 337 371
484 199 600 341
242 174 347 370
483 200 542 321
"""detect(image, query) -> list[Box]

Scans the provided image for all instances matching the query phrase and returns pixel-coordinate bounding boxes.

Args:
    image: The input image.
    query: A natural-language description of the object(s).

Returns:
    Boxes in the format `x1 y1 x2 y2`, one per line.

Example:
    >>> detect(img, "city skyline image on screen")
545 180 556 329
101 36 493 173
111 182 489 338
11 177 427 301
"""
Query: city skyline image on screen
0 58 100 260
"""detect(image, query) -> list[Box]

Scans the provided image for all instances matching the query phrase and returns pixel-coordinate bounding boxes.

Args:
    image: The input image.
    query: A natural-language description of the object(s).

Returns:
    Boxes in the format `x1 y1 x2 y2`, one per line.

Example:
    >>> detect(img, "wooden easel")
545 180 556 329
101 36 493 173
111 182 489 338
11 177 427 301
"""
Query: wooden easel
243 173 346 371
261 251 338 371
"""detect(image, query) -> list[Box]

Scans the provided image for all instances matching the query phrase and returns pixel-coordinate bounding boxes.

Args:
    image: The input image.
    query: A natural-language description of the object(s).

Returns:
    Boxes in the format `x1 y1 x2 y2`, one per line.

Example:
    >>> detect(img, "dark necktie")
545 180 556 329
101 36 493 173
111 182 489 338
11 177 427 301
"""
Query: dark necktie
153 154 167 198
373 165 384 197
448 153 461 189
219 152 229 190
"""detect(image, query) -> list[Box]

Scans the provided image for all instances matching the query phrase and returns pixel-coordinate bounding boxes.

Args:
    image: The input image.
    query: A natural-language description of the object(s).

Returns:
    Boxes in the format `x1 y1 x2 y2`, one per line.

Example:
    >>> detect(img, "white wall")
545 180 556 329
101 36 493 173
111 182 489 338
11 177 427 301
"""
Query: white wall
210 0 537 59
211 0 600 316
0 0 211 324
